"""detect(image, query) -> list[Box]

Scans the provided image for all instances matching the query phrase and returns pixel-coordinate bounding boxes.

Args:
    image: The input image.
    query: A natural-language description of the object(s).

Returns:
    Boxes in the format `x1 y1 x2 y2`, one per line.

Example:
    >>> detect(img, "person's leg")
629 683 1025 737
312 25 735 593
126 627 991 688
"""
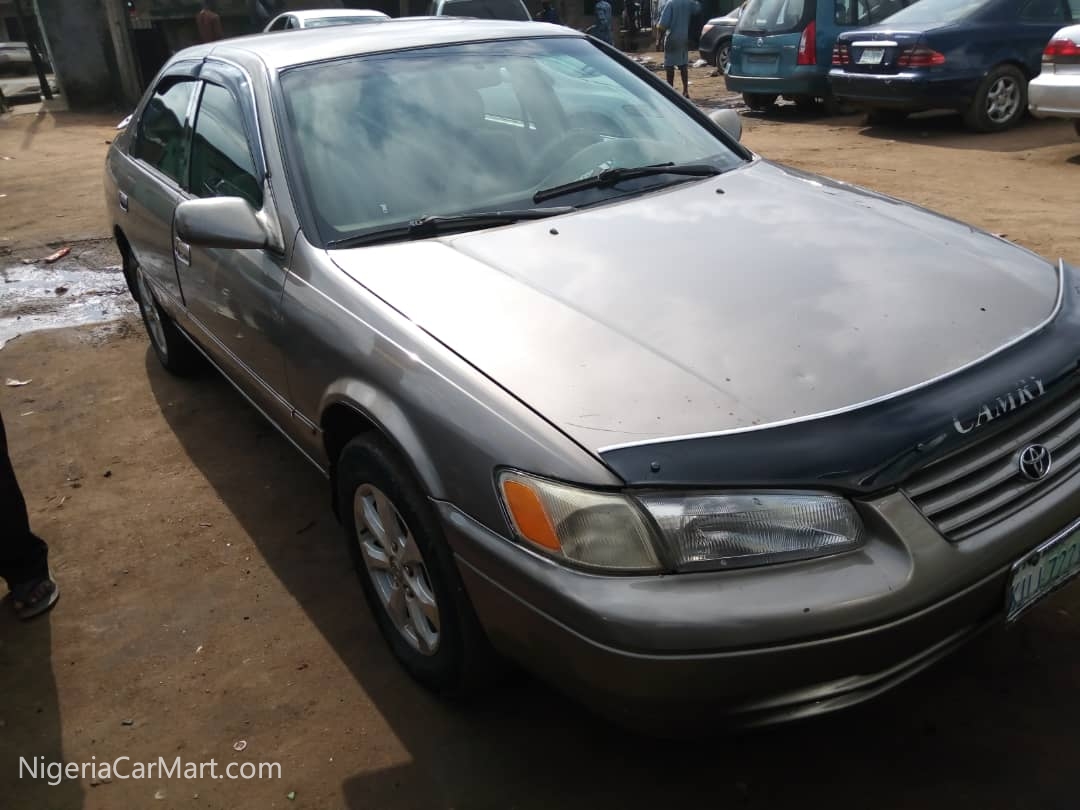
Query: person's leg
0 410 55 618
680 64 689 96
665 65 675 86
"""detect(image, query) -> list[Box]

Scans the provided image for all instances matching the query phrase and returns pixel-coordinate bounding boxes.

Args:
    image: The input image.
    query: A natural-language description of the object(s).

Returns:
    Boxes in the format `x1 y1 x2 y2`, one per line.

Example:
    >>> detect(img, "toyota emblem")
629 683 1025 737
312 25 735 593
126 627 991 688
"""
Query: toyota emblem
1018 444 1052 482
756 37 764 46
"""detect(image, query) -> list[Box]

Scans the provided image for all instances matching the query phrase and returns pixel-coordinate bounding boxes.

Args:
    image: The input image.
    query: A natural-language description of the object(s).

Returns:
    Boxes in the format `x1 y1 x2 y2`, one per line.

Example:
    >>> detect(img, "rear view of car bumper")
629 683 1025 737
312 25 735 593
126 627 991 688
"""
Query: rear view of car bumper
1029 72 1080 119
829 70 977 111
725 70 830 98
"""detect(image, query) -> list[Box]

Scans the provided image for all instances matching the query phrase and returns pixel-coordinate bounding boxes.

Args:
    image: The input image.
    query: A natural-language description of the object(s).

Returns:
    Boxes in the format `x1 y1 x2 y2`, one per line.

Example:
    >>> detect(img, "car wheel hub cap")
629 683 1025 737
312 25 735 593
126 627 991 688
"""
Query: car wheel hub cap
136 269 168 356
353 483 440 655
986 77 1019 123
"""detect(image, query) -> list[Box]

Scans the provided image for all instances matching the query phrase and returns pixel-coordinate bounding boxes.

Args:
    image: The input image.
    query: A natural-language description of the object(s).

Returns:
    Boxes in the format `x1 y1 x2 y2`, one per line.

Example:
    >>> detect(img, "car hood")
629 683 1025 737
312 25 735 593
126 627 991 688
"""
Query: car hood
329 160 1059 453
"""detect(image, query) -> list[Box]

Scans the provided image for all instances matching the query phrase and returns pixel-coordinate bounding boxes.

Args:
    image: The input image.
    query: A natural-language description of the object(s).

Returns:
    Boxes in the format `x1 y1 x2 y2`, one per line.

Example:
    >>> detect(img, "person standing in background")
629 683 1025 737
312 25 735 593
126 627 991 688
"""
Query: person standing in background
658 0 697 98
0 411 58 620
196 0 225 43
536 0 562 24
592 0 614 44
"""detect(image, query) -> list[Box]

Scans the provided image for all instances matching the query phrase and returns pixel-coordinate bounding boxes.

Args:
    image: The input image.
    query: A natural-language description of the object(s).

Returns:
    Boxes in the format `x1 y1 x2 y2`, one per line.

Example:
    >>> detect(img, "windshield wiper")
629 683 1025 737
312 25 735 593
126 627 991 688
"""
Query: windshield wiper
533 162 722 204
327 207 573 248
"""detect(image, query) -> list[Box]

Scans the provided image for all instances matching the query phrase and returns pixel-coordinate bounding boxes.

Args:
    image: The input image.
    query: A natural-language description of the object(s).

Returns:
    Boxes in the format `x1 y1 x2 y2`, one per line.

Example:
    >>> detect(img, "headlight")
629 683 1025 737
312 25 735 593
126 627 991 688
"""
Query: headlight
702 23 715 34
635 492 865 572
498 471 661 571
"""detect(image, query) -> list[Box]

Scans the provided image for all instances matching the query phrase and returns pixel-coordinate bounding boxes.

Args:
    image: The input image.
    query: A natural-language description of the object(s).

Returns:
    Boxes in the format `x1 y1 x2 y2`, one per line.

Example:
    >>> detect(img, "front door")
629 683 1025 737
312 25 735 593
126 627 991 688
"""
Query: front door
176 67 291 411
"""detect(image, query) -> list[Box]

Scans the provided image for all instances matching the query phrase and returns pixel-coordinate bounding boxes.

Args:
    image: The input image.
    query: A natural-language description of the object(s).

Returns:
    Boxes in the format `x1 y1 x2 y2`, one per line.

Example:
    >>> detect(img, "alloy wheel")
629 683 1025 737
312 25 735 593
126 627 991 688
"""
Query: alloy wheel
986 76 1020 125
718 43 731 73
353 483 441 655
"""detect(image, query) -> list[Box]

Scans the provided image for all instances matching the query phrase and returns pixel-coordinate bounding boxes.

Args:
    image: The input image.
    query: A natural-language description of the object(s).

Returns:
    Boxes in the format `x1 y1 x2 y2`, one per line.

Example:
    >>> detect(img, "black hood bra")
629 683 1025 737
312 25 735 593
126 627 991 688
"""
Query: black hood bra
601 261 1080 493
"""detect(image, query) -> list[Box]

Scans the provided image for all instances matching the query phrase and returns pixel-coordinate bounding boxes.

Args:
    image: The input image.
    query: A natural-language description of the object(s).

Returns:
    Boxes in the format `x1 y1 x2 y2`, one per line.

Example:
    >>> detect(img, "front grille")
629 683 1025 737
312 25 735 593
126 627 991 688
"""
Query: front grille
904 389 1080 540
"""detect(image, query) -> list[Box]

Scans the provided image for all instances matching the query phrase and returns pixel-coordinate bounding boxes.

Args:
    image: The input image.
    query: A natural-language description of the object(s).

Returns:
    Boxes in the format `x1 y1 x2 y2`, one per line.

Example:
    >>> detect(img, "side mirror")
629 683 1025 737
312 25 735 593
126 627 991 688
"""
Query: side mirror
708 108 743 142
175 197 268 250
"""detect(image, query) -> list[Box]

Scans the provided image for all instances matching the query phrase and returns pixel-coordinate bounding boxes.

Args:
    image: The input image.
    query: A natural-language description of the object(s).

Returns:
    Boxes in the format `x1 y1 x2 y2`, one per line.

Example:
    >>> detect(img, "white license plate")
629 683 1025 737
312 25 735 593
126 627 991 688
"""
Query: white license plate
857 48 884 65
1007 525 1080 621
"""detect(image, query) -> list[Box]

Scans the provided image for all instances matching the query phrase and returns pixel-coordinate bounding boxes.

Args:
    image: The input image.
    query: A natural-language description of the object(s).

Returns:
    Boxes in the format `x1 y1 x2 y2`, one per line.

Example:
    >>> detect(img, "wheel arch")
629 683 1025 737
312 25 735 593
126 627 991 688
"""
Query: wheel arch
319 385 446 520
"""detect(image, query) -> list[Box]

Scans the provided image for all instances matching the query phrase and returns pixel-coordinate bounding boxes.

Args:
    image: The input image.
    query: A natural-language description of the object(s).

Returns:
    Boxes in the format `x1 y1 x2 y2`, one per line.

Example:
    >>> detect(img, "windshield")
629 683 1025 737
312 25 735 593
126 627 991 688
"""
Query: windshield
737 0 814 35
440 0 530 20
279 38 744 245
881 0 985 23
305 15 385 27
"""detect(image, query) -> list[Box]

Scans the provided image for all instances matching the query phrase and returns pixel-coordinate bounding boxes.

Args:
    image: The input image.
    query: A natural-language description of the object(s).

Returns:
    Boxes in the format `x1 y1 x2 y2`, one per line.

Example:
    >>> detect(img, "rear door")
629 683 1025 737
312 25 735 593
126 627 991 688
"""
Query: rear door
179 62 292 407
1017 0 1071 73
120 67 200 309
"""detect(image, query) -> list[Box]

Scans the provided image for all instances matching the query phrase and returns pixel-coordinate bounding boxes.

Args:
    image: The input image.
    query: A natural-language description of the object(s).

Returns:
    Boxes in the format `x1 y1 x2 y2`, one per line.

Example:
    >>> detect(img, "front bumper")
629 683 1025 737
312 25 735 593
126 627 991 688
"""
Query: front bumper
725 69 830 98
828 69 978 111
439 466 1080 731
1029 72 1080 119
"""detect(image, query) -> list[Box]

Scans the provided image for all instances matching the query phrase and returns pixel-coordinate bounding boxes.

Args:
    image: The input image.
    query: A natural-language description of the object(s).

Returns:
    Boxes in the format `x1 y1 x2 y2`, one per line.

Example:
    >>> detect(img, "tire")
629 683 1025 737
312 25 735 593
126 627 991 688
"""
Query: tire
134 259 202 376
866 108 909 126
336 434 501 696
716 41 731 73
1073 119 1080 138
963 64 1027 133
743 92 778 112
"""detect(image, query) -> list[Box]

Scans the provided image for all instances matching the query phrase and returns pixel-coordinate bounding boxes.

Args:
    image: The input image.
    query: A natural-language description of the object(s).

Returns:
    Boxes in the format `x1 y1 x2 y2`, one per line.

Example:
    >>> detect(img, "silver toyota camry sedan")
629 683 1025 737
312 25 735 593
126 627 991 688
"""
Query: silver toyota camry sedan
105 19 1080 731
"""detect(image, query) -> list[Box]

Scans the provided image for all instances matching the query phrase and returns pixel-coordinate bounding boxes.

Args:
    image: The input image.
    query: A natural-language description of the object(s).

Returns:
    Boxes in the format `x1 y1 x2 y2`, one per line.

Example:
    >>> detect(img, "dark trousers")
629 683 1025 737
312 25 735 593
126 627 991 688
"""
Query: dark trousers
0 410 48 588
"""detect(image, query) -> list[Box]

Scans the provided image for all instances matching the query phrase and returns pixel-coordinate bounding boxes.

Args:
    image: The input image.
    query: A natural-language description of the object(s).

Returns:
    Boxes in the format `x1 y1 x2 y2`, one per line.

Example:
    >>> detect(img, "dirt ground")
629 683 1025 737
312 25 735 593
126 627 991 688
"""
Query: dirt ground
3 98 1080 810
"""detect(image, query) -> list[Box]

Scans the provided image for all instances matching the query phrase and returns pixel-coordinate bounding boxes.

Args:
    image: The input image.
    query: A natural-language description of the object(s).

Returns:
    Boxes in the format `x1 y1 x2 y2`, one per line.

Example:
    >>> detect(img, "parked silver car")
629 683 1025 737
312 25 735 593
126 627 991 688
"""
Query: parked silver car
1029 24 1080 137
263 8 390 31
105 19 1080 731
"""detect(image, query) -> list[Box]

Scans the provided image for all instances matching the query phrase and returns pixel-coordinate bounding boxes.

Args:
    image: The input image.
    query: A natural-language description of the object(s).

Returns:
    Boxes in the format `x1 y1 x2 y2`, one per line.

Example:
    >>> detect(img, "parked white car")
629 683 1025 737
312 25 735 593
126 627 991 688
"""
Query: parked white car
264 8 390 31
1029 24 1080 136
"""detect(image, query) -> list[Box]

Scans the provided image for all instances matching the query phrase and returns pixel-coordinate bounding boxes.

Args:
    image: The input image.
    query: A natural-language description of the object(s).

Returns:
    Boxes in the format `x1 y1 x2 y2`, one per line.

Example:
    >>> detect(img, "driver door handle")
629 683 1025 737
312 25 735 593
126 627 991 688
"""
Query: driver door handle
174 236 191 266
118 190 129 212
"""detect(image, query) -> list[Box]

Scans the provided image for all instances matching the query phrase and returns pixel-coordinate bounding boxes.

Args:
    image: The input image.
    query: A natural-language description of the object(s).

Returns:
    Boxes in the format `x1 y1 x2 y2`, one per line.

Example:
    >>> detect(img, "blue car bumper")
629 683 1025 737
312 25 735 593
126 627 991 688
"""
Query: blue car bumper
828 69 980 111
725 69 830 98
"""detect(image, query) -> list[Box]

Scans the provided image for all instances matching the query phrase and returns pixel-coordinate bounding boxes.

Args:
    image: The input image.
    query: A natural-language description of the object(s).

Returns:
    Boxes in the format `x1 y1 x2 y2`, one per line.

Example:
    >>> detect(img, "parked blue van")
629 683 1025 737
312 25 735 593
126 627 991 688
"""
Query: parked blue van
726 0 921 111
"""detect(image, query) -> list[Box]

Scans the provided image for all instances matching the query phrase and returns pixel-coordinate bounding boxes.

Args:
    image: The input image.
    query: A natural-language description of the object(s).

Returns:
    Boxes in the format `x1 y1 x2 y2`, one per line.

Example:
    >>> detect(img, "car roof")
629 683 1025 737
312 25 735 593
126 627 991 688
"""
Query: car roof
187 19 578 71
290 8 389 21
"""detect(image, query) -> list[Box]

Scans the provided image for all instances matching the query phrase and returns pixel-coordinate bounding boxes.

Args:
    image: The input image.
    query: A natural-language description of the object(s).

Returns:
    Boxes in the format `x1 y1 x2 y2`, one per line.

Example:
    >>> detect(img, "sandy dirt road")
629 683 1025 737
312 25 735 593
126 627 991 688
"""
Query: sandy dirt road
2 104 1080 810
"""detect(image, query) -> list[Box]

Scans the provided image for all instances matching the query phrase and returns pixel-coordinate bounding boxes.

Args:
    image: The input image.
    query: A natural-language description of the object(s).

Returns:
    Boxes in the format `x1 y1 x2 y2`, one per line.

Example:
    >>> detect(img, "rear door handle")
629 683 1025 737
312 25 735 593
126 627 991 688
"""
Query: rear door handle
118 191 129 212
174 236 191 266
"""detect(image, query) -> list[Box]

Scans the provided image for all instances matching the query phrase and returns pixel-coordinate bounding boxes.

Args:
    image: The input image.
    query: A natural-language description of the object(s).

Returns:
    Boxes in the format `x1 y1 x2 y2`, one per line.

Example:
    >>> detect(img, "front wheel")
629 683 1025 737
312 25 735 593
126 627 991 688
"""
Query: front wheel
743 92 778 112
337 435 502 696
964 65 1027 132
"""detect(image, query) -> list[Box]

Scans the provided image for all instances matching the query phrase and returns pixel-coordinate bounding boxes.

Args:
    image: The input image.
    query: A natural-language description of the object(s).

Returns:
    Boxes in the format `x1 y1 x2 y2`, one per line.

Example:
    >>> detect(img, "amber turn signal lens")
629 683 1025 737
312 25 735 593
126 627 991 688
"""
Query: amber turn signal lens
501 479 562 551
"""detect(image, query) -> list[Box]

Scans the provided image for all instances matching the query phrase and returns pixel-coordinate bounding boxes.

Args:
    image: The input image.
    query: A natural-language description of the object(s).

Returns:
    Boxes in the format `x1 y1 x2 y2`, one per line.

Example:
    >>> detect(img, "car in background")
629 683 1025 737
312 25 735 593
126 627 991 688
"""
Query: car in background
264 8 390 31
699 6 742 73
428 0 531 20
1029 24 1080 135
830 0 1077 131
0 42 34 76
726 0 919 112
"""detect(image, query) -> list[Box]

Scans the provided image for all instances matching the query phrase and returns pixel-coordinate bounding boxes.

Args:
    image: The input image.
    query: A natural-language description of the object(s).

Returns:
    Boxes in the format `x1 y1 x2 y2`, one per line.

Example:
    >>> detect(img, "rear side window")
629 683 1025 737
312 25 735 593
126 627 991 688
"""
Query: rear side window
737 0 814 35
1019 0 1065 21
131 78 196 184
189 83 263 209
835 0 910 24
1070 0 1080 17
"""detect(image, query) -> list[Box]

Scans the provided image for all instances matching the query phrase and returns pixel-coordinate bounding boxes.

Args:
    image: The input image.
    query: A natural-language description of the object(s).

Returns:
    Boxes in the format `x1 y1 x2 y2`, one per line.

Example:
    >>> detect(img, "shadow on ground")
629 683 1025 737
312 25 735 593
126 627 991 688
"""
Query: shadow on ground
0 611 85 810
147 351 1080 810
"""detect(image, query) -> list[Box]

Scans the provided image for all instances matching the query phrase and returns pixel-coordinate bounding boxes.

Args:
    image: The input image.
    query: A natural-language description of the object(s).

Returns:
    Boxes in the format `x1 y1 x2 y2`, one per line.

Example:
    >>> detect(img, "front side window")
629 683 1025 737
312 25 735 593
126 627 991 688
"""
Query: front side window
279 38 745 244
189 83 262 209
305 15 386 27
132 78 196 184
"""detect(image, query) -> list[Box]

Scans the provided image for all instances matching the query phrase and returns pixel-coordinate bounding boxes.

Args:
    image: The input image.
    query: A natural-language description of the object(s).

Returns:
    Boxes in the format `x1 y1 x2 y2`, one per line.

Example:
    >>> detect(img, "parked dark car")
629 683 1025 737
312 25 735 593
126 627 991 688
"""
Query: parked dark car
829 0 1077 131
699 6 742 72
